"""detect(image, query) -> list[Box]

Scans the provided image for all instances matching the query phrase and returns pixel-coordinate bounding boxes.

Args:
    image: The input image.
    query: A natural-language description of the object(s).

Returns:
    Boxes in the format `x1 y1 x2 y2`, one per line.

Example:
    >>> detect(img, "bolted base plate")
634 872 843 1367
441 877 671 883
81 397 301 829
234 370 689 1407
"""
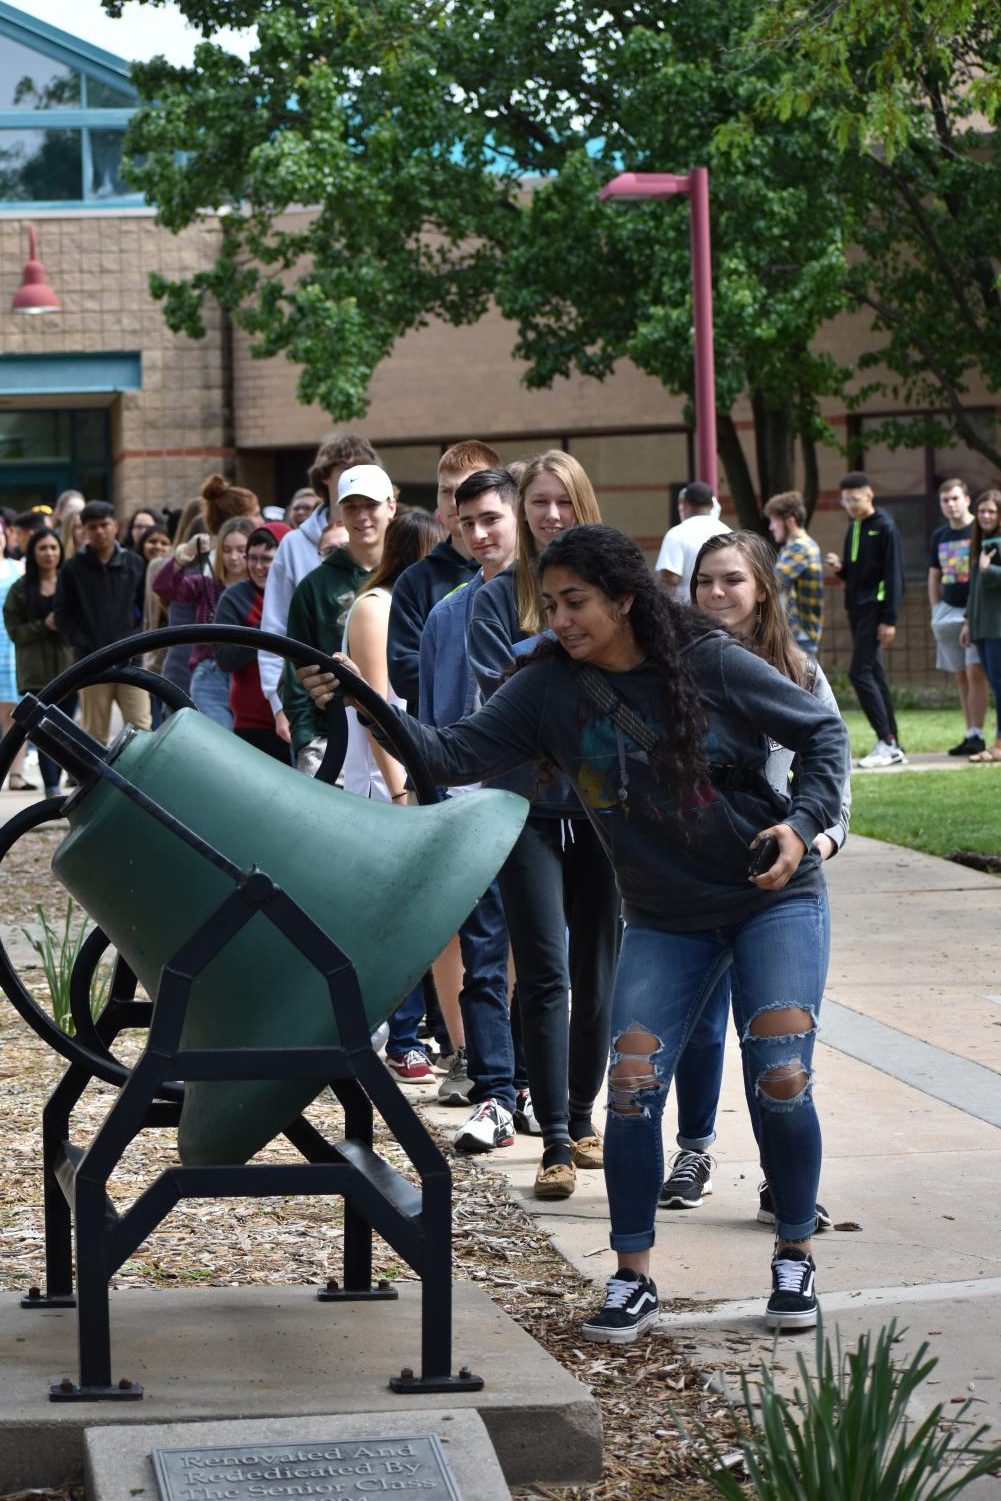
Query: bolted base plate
49 1380 144 1403
21 1291 76 1310
316 1283 399 1303
388 1371 484 1394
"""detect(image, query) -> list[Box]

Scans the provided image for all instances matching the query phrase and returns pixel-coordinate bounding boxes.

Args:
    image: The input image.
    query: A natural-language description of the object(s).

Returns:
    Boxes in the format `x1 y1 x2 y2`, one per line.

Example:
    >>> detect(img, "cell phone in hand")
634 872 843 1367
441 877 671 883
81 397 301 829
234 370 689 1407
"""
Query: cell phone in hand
748 834 780 878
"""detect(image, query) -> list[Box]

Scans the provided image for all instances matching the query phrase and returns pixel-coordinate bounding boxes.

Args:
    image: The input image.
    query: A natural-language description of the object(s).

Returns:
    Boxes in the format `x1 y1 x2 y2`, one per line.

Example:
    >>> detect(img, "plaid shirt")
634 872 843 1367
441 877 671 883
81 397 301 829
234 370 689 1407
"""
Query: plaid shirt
775 534 823 648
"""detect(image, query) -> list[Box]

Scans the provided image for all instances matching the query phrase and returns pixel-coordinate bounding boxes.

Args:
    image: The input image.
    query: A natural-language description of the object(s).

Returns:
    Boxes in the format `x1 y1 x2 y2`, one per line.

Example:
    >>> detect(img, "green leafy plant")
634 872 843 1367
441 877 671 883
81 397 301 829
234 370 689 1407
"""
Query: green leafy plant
22 898 112 1034
682 1319 1001 1499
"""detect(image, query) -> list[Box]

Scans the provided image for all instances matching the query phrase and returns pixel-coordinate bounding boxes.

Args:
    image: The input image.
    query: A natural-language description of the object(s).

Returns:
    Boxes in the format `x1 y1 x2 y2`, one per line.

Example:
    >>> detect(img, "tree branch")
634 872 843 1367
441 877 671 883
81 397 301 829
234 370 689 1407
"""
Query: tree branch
860 291 1001 469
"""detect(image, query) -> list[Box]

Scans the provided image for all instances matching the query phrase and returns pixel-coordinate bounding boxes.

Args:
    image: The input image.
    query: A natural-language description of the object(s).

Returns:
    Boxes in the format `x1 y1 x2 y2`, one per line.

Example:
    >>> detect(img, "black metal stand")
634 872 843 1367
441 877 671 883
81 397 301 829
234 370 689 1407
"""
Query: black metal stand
23 868 481 1401
0 626 486 1401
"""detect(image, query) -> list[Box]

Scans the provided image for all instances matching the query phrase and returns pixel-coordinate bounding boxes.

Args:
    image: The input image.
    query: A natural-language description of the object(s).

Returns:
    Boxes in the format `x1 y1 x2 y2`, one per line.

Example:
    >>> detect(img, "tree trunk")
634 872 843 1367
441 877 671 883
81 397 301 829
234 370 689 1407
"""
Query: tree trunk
753 393 796 501
717 413 761 530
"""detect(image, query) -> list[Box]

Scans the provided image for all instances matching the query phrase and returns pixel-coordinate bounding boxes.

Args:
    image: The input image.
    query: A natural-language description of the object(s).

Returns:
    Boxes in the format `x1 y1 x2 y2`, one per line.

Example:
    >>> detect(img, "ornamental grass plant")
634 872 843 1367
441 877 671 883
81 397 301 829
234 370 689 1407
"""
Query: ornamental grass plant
683 1320 1001 1500
22 897 111 1034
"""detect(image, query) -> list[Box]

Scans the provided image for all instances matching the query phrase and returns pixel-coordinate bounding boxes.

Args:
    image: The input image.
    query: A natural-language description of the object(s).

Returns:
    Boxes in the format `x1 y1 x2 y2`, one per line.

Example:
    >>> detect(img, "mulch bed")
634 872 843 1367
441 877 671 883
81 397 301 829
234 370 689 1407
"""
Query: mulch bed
0 826 740 1500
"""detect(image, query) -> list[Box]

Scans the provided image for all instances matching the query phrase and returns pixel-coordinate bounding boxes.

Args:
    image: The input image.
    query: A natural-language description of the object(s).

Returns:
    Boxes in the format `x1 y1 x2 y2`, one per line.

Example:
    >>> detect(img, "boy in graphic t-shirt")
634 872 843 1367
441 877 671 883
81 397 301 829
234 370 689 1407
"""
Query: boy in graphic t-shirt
927 477 988 756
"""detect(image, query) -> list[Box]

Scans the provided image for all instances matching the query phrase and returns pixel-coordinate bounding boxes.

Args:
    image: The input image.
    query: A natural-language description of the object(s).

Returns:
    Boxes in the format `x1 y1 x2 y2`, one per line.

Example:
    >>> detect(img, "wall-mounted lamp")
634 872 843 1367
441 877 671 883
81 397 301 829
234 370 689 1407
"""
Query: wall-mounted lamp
11 225 61 315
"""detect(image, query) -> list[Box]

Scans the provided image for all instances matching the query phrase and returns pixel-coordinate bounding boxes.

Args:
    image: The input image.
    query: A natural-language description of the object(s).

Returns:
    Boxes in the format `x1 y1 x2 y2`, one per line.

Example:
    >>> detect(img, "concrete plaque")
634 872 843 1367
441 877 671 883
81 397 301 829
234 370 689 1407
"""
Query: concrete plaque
153 1435 461 1501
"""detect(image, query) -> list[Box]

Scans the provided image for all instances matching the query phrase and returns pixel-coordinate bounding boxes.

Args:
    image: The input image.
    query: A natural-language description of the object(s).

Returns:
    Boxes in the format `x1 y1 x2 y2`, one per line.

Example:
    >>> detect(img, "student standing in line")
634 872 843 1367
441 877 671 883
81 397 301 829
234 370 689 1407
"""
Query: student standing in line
387 440 499 711
763 491 824 655
297 523 846 1340
213 522 293 762
54 501 150 743
658 531 849 1231
387 440 500 1073
341 508 444 1084
153 515 255 728
927 478 988 757
825 470 906 768
259 433 379 752
4 527 74 797
655 481 729 602
468 452 619 1200
962 489 1001 764
282 463 397 772
419 468 522 1140
0 519 34 789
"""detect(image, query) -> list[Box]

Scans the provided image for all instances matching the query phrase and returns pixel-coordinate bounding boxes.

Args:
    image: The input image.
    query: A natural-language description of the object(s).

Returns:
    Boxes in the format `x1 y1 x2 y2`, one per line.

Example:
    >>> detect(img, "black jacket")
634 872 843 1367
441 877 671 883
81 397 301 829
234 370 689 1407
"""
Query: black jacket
839 507 905 624
53 544 145 659
387 540 478 709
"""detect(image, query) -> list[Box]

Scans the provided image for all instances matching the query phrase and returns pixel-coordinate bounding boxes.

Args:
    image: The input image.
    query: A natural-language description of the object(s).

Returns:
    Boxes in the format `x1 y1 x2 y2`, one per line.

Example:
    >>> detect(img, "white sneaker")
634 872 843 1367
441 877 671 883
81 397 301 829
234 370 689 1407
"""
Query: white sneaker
454 1098 515 1153
857 739 908 768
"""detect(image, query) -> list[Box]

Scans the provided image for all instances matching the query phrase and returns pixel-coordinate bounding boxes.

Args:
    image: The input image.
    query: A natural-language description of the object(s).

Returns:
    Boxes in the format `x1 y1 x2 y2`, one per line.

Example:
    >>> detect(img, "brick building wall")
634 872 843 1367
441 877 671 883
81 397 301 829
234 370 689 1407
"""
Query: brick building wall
1 211 230 514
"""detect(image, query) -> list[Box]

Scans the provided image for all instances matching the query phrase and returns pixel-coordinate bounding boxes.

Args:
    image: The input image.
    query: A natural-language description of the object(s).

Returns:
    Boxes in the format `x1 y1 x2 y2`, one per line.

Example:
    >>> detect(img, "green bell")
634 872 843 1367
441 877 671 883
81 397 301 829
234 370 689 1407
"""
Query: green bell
51 709 527 1166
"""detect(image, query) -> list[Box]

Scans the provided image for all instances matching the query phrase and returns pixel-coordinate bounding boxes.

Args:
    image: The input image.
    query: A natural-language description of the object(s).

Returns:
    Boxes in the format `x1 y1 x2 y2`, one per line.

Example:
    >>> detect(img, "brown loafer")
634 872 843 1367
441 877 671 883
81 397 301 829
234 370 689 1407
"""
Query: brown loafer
571 1134 604 1170
534 1160 576 1200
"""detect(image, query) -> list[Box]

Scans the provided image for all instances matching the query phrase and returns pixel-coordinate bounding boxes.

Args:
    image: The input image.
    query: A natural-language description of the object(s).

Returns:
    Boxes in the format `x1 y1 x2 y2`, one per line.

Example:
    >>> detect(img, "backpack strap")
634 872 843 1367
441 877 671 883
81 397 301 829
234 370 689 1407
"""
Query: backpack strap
575 665 661 756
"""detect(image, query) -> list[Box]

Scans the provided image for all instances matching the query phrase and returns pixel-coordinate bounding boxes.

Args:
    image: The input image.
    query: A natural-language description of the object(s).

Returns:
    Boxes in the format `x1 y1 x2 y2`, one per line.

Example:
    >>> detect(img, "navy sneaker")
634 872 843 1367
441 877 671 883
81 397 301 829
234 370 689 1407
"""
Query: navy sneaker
757 1181 832 1233
582 1270 660 1345
659 1149 714 1209
766 1247 818 1331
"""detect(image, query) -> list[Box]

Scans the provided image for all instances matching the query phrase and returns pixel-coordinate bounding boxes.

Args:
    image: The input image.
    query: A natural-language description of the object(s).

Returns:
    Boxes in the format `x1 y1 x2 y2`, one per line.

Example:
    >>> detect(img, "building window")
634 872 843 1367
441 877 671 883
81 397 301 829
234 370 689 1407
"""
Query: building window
0 23 139 208
0 36 81 110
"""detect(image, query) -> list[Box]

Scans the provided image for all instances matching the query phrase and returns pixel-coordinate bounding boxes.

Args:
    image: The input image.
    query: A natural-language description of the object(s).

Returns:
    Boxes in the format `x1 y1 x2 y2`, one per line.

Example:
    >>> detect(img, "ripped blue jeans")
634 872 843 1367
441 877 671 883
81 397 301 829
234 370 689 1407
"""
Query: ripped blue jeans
604 893 829 1249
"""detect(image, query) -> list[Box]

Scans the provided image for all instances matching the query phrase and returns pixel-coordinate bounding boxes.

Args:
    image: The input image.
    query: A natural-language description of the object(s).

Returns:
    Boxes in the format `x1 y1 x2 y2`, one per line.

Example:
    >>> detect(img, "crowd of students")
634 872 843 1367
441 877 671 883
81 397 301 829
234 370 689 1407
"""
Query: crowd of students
3 441 1000 1351
291 443 848 1346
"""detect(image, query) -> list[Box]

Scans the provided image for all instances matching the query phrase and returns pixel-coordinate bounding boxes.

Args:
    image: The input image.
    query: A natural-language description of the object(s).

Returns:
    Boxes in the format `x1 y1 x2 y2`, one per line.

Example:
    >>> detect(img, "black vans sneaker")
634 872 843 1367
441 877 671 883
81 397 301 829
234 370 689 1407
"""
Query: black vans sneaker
766 1247 818 1331
581 1270 660 1344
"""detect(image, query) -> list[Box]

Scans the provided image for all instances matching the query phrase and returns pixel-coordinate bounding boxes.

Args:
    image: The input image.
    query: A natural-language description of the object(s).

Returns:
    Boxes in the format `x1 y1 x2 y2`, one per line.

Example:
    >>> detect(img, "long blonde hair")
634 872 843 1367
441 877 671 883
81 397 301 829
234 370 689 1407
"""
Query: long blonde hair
515 451 601 631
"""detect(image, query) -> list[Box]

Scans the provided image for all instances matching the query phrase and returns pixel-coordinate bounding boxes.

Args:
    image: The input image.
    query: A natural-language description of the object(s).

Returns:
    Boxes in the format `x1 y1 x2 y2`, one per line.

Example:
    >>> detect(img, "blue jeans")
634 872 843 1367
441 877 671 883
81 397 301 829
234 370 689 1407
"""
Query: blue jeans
976 638 1001 738
672 977 731 1151
387 981 425 1057
604 893 830 1250
190 658 233 729
456 878 516 1113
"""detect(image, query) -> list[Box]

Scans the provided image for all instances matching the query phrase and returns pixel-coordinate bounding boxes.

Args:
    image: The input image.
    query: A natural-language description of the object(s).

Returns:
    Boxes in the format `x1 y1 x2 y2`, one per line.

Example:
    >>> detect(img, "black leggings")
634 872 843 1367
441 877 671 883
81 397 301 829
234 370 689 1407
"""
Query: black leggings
234 726 294 764
496 813 619 1145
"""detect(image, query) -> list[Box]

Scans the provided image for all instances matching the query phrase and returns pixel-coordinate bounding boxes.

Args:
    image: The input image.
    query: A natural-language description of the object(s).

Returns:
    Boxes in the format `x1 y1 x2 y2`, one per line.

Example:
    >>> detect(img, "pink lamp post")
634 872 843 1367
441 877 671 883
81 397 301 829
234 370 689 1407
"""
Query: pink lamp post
600 169 717 494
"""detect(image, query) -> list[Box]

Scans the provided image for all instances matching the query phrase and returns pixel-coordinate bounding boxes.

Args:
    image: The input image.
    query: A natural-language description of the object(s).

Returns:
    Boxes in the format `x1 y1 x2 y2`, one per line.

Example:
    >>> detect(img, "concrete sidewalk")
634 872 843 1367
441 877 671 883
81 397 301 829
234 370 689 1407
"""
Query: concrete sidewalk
424 834 1001 1488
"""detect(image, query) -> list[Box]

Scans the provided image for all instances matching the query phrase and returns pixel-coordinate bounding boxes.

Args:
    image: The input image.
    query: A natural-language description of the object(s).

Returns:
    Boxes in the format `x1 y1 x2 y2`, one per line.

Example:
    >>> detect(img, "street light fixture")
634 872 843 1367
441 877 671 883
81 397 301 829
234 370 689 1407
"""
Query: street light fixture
11 225 61 315
600 169 717 494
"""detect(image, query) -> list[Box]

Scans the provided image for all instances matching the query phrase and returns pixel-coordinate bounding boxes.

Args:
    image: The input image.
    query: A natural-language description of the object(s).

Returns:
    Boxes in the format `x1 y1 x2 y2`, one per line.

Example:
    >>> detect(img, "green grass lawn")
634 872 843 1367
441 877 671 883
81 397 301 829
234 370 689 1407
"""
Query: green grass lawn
849 769 1001 859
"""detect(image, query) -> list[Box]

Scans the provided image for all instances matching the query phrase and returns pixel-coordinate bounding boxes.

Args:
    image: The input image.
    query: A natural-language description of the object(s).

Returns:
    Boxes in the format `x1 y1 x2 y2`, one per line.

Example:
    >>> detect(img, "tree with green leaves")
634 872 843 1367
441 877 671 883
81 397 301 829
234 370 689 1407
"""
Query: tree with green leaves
749 0 1001 471
111 0 863 524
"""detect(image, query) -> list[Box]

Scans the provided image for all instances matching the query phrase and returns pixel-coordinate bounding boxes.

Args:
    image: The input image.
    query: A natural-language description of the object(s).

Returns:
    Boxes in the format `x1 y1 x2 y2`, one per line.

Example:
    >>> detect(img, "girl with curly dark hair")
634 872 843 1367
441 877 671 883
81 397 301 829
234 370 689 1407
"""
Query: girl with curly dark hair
297 523 847 1344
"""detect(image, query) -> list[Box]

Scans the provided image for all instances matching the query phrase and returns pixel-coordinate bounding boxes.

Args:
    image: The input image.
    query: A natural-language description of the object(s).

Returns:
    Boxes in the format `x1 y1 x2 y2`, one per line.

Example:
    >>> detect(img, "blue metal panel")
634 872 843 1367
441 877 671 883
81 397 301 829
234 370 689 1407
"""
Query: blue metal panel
0 352 142 395
0 110 134 128
0 1 136 99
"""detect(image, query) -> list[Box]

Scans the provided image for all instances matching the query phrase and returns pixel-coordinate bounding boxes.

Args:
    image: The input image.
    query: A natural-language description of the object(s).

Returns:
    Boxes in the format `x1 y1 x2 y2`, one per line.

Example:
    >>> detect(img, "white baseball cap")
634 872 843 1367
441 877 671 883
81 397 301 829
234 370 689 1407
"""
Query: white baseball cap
337 464 393 505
